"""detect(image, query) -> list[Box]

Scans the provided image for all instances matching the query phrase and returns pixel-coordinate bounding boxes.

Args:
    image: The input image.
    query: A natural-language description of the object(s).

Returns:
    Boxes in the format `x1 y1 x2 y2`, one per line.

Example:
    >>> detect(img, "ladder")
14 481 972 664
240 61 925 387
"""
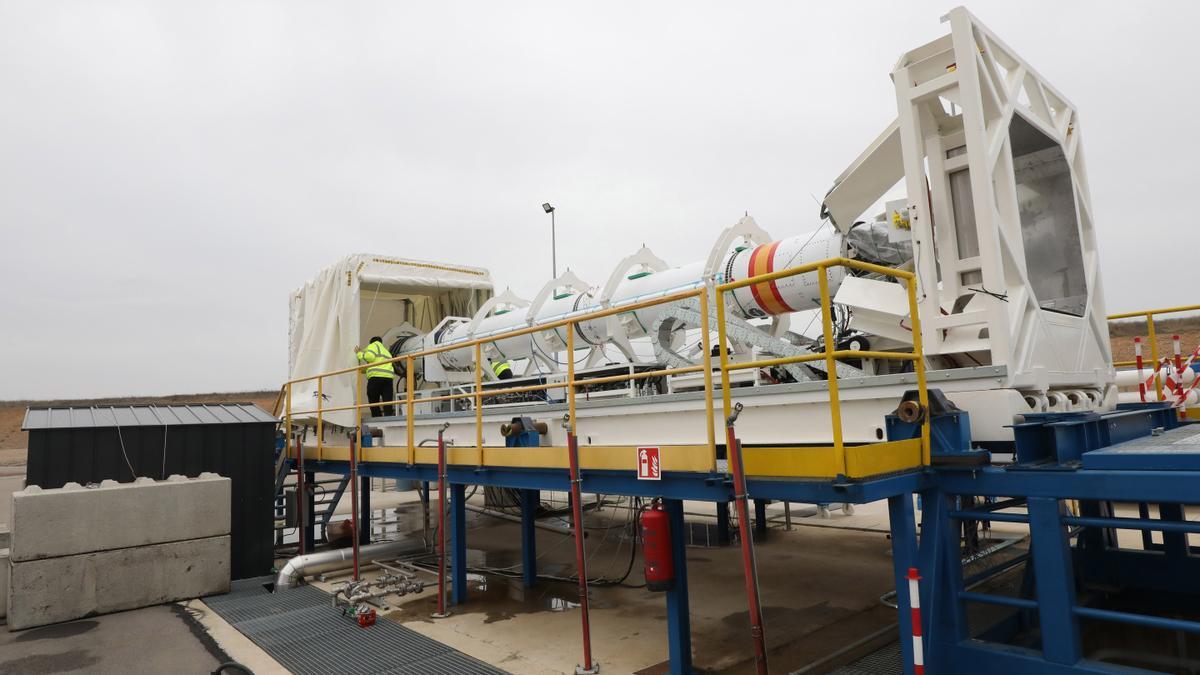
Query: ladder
272 448 351 545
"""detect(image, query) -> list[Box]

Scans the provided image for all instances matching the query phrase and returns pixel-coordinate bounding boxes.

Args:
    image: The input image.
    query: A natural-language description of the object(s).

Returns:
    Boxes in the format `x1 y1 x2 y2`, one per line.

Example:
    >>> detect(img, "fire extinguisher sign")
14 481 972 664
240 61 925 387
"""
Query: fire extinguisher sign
637 447 661 480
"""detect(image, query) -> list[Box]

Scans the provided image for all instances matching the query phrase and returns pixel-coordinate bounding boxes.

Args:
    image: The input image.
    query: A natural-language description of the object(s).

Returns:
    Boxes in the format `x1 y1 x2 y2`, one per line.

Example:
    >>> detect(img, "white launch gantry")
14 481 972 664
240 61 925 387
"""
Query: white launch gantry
286 6 1112 456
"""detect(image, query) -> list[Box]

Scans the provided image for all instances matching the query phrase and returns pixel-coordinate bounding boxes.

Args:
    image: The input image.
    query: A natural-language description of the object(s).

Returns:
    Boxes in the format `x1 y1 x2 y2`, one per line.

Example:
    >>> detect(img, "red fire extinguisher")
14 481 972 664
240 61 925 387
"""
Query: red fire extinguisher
641 500 674 591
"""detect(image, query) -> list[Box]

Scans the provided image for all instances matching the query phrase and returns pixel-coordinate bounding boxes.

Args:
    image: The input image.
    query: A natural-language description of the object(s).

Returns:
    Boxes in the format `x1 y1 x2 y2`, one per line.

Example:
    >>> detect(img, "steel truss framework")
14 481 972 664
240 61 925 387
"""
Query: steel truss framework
824 6 1111 398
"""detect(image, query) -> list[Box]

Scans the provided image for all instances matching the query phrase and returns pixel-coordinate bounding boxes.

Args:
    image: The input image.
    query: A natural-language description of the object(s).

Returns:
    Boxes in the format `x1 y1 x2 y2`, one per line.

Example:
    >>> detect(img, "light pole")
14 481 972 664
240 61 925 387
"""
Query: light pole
542 202 557 279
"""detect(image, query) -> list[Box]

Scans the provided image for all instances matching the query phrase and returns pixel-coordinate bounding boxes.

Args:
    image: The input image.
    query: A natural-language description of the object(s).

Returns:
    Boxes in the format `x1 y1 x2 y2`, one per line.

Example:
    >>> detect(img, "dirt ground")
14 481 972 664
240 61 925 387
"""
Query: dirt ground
0 391 278 465
1109 316 1200 365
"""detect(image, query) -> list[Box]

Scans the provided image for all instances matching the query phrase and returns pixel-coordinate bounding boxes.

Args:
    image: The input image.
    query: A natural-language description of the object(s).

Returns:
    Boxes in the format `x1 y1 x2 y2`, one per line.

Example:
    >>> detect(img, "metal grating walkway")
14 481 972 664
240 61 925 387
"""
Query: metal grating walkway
204 577 508 675
826 641 903 675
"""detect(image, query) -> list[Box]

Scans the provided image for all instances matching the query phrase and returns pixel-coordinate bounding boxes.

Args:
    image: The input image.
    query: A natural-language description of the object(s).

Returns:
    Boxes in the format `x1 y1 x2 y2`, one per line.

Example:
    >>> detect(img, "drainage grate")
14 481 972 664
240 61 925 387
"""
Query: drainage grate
826 640 903 675
204 577 508 675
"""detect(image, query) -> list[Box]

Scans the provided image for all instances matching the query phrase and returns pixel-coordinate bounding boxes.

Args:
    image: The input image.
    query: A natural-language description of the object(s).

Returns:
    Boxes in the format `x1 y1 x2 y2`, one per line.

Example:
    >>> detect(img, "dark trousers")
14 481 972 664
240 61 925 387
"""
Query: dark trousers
367 377 395 417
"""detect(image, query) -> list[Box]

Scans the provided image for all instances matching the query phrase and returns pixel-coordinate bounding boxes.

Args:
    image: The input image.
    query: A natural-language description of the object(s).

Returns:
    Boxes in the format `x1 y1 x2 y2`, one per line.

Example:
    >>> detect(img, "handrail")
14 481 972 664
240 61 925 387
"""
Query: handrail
1108 304 1200 398
280 255 932 476
1107 304 1200 321
271 384 287 417
714 257 929 468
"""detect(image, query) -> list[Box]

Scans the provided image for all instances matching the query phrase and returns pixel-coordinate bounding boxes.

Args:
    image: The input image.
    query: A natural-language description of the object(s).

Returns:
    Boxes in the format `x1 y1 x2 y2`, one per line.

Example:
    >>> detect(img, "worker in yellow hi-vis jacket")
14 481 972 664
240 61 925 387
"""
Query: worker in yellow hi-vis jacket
355 337 396 417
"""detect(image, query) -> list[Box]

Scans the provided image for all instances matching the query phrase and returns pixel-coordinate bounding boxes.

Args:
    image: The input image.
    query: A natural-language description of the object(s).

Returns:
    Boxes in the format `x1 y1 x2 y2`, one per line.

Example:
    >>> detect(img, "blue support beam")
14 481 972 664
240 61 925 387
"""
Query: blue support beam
918 488 968 668
754 499 768 539
937 466 1200 503
303 470 317 553
359 475 371 545
520 489 540 588
451 483 468 605
716 501 731 546
887 492 919 675
663 499 692 674
1027 497 1081 665
1159 502 1189 559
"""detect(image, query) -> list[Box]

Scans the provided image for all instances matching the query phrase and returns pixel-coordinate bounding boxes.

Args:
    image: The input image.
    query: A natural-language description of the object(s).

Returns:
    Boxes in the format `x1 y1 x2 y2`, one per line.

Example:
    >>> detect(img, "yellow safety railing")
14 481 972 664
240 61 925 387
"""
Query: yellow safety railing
279 256 932 478
1108 304 1200 399
716 257 931 468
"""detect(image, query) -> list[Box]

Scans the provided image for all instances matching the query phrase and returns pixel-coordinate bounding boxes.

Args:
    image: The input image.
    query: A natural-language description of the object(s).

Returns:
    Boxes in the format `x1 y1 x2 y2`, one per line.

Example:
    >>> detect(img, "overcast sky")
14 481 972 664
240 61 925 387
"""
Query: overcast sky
2 1 1196 400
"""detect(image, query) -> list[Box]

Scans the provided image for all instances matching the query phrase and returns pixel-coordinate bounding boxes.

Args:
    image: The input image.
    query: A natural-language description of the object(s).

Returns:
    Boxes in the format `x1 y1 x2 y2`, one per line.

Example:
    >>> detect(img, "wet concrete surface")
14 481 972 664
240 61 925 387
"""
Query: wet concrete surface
0 604 229 675
320 494 910 674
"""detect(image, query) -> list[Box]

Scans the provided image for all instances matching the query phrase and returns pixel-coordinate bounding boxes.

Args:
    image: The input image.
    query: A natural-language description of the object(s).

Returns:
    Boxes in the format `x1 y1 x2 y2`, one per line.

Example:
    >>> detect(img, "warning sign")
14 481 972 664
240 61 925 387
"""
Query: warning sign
637 447 661 480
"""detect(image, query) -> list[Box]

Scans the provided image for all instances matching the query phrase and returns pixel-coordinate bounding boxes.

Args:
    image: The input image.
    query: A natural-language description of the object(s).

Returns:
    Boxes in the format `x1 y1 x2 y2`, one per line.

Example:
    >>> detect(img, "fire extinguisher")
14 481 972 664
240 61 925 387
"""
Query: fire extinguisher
641 499 674 591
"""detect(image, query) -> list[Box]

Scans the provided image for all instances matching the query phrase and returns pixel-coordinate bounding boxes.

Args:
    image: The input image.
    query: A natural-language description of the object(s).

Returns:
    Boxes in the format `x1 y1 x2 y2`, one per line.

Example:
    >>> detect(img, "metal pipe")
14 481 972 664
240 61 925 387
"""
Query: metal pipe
726 404 769 674
949 510 1028 524
1075 605 1200 636
349 434 360 580
295 436 307 555
433 423 450 618
567 429 598 673
1065 514 1200 534
464 503 574 535
274 539 421 590
959 591 1038 610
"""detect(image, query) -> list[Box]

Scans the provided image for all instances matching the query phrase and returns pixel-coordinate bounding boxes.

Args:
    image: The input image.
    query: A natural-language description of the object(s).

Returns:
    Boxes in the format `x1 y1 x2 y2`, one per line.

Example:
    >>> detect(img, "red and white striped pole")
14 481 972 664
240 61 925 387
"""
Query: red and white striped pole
1135 338 1147 403
1173 335 1188 416
907 567 925 675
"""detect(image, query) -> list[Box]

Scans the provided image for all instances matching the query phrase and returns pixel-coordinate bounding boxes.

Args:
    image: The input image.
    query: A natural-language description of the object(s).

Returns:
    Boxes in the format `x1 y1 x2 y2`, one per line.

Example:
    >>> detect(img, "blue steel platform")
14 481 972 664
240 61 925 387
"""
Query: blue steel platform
286 458 929 675
926 419 1200 675
283 406 1200 674
1082 423 1200 470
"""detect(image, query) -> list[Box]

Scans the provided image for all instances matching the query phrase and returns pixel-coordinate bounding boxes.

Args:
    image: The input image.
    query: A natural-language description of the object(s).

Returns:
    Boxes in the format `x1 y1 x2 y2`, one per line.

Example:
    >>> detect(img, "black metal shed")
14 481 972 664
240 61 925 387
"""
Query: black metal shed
22 403 277 580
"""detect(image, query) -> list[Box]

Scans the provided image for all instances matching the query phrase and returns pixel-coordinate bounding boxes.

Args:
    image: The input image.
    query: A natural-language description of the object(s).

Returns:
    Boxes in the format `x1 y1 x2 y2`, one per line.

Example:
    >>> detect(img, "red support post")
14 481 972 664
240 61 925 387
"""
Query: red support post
566 430 598 674
725 403 768 674
348 433 360 581
433 424 450 618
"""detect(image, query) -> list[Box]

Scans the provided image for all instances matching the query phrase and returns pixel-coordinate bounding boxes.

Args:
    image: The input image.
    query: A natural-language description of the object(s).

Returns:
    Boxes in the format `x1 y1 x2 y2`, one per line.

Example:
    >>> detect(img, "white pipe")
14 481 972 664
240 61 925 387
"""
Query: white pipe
1115 367 1195 388
428 227 845 370
1118 389 1199 405
275 538 423 590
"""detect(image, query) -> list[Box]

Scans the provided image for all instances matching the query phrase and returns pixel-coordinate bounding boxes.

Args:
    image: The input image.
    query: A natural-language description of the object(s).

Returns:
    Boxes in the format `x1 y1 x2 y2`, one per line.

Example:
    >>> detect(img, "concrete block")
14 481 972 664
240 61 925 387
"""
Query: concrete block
10 475 230 562
7 535 230 630
1 549 8 620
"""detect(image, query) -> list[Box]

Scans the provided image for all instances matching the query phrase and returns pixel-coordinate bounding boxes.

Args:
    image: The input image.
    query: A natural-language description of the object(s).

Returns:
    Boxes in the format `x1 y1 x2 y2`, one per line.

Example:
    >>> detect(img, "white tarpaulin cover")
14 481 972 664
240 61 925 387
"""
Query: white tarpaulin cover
287 254 493 426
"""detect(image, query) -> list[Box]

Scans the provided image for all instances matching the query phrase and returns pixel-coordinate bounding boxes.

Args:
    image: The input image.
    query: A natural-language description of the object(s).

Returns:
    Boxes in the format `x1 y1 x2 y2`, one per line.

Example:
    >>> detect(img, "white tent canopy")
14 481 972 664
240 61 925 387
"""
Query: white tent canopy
287 254 493 427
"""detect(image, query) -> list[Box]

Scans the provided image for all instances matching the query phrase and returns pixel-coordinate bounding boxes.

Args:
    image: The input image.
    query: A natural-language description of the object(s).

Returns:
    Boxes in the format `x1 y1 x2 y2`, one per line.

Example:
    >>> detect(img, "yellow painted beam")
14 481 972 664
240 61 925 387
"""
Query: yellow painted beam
304 440 922 480
845 439 923 478
741 445 842 478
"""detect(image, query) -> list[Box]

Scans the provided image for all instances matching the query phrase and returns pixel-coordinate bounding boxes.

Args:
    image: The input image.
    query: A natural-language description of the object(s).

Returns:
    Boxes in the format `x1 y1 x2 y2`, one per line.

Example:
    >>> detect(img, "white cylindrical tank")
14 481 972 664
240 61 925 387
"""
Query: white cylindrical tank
724 230 847 319
417 226 847 371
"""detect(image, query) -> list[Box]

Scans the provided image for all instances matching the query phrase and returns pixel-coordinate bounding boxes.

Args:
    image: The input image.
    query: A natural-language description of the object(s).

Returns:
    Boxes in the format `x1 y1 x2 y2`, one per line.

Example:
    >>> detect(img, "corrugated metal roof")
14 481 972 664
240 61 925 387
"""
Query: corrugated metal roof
22 403 277 430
